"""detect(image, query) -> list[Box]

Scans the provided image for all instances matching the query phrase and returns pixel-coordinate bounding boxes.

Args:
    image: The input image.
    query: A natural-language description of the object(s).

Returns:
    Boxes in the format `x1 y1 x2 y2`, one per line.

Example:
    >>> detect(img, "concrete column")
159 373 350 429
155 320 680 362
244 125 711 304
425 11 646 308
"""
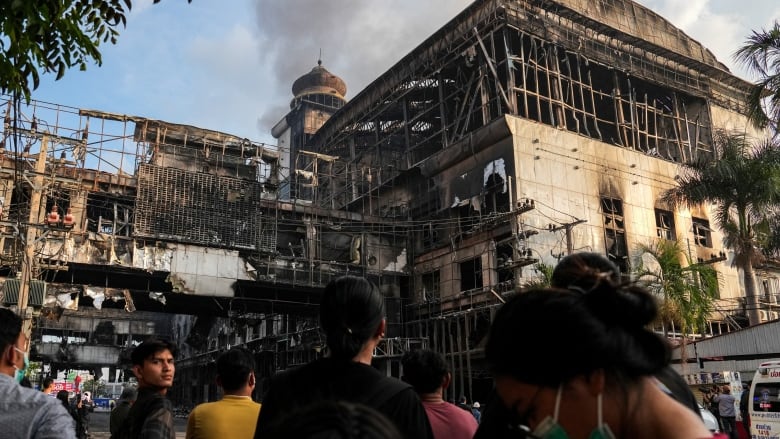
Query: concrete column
69 189 88 233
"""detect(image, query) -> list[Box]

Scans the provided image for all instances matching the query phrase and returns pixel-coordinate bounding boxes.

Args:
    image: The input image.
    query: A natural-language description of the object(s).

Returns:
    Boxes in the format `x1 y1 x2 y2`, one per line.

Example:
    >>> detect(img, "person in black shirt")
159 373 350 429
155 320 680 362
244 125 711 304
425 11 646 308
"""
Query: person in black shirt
254 276 433 439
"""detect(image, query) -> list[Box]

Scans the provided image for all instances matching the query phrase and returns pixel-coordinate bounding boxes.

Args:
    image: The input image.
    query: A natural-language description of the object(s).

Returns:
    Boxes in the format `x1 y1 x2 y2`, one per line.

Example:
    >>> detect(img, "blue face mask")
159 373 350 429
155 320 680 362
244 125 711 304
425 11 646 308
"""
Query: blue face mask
13 346 29 384
528 385 616 439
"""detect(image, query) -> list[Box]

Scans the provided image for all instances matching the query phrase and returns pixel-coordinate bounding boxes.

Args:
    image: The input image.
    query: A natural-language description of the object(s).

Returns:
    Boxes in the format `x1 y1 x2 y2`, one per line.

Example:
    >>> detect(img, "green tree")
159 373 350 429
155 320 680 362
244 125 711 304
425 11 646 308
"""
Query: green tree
634 239 719 338
83 378 106 397
663 130 780 326
734 22 780 132
0 0 191 102
521 262 554 290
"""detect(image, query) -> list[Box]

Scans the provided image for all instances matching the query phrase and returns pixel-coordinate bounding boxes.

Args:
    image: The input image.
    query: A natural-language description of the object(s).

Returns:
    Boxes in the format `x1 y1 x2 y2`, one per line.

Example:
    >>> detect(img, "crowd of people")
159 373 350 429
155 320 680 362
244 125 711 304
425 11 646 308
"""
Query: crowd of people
1 252 733 438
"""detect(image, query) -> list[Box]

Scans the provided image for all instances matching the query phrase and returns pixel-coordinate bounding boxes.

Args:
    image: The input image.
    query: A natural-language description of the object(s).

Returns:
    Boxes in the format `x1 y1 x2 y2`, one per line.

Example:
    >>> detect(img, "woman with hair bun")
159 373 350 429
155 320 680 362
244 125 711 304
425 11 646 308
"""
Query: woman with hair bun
485 274 720 438
254 276 433 439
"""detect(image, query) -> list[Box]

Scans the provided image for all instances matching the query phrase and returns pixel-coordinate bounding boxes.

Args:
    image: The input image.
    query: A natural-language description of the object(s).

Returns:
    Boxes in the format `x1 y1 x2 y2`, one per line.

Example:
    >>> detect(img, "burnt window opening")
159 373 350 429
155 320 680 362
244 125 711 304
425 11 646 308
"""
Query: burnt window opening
421 270 441 302
505 31 713 163
496 240 515 284
456 201 480 235
86 193 134 236
483 172 510 214
692 217 712 248
655 209 676 240
421 223 439 250
460 257 483 292
602 197 629 277
7 184 31 223
763 278 780 305
602 197 624 229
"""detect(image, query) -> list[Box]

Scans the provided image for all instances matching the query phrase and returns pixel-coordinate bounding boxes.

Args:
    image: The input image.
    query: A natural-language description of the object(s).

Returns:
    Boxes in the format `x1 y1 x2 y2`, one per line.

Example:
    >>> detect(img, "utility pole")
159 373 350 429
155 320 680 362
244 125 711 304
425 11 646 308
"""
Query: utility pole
18 135 48 337
550 219 587 254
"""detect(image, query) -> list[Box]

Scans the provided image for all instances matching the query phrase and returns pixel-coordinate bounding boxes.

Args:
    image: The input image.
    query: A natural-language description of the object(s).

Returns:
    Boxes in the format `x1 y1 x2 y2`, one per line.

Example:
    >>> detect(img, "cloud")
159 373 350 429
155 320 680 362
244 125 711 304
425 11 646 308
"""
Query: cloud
636 0 779 80
251 0 471 131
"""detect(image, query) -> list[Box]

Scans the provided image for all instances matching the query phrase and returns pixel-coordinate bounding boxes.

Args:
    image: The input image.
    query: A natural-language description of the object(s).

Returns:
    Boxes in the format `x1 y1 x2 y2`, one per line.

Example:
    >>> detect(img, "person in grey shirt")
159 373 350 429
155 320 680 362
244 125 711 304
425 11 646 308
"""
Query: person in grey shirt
0 307 76 439
714 385 738 439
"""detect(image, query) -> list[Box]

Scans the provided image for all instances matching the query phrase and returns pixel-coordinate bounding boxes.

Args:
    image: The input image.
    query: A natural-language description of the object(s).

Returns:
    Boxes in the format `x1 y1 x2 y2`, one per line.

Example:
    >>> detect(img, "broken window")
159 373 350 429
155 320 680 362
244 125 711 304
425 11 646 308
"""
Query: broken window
421 270 440 302
460 257 483 292
655 209 676 240
421 222 438 250
455 199 480 235
483 172 510 214
692 217 712 248
602 197 629 276
496 239 515 284
86 193 133 236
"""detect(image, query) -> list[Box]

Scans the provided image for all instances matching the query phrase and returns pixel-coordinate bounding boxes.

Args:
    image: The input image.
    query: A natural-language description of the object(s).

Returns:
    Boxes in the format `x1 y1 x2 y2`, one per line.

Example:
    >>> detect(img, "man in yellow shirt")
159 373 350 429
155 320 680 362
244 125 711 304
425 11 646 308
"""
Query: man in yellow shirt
186 348 261 439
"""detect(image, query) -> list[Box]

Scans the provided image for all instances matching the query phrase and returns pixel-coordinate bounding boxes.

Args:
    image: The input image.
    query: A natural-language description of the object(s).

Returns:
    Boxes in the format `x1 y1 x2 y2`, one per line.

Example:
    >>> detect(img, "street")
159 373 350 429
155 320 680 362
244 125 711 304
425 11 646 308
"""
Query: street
85 411 188 439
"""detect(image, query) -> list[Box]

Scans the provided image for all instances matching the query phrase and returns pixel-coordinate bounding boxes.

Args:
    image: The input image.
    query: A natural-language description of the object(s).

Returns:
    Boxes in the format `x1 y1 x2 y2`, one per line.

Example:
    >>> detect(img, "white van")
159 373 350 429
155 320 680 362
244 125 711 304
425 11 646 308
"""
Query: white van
749 360 780 439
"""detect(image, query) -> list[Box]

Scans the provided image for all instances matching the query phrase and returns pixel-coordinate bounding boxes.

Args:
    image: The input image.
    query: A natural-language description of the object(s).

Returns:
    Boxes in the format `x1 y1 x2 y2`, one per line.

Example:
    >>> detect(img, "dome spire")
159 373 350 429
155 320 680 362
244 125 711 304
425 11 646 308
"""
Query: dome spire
290 55 347 104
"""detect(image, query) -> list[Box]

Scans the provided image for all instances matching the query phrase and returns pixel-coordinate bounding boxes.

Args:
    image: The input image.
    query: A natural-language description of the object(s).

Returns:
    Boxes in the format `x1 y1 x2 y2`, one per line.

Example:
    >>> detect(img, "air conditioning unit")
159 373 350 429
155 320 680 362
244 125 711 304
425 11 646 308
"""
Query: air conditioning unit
2 278 20 305
759 310 770 322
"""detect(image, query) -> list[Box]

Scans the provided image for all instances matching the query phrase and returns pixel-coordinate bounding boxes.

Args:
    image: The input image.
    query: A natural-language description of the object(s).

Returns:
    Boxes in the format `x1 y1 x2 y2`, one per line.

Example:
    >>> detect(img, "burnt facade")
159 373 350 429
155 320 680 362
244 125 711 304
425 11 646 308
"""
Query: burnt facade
2 0 777 405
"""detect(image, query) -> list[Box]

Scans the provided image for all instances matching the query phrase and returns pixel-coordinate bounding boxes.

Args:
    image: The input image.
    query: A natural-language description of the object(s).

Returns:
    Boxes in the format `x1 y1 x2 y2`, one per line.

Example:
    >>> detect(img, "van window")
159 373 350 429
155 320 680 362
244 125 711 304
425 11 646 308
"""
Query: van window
754 383 780 412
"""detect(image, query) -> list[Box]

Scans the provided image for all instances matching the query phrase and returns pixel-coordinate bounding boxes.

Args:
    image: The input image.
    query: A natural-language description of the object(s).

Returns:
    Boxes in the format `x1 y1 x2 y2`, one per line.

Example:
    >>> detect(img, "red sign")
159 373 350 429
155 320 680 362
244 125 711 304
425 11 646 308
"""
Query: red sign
51 381 74 393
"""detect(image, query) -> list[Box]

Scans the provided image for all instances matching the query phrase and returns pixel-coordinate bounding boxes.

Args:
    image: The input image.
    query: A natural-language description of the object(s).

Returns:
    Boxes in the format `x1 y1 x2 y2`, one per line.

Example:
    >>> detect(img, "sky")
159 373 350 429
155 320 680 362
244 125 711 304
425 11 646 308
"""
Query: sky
28 0 780 147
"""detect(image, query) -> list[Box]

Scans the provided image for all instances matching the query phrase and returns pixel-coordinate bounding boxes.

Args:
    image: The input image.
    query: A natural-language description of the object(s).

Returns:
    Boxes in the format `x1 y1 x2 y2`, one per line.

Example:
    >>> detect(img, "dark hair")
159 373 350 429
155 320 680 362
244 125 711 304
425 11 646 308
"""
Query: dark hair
130 338 178 366
401 349 448 394
56 390 70 406
119 386 137 401
265 400 402 439
319 276 385 359
550 252 620 289
217 347 255 392
486 283 669 387
43 377 54 389
0 308 22 353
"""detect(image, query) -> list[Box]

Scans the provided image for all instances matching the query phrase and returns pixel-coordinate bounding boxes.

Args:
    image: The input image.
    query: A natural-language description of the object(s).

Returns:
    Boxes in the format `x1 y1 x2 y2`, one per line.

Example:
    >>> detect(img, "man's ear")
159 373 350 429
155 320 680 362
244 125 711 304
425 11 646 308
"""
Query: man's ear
441 372 452 390
1 344 14 367
132 364 142 381
248 371 255 388
374 319 387 338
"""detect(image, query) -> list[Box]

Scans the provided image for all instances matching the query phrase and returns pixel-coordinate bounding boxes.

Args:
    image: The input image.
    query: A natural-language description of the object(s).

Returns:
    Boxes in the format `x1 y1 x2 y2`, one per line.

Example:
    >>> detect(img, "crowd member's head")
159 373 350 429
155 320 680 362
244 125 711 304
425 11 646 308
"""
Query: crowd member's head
0 307 28 382
42 376 55 393
216 347 256 396
119 386 137 402
550 252 619 289
550 252 703 418
401 349 450 396
319 276 385 362
265 400 402 439
486 278 673 437
131 338 177 394
55 390 70 407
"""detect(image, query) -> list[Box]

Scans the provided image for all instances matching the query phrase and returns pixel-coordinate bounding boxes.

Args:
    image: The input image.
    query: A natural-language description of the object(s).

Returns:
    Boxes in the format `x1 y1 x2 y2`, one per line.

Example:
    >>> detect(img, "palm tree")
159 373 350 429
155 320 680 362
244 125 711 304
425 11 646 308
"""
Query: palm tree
734 22 780 132
663 130 780 326
520 262 554 290
634 239 719 338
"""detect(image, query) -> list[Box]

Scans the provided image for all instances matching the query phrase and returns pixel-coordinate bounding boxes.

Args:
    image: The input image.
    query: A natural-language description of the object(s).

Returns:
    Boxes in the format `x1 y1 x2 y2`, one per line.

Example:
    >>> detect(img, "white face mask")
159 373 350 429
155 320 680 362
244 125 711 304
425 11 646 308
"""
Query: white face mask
530 384 617 439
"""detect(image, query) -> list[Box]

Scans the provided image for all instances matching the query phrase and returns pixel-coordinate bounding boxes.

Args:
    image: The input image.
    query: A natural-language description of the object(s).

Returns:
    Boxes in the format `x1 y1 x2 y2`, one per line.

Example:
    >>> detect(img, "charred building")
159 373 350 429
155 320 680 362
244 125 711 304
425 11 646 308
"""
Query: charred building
0 0 776 404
